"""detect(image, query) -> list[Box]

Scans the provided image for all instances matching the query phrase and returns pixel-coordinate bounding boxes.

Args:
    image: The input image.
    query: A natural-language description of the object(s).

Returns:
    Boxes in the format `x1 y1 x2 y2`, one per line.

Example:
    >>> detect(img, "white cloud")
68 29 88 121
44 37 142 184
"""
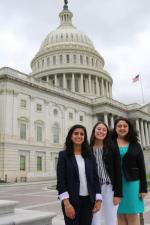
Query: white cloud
0 0 150 104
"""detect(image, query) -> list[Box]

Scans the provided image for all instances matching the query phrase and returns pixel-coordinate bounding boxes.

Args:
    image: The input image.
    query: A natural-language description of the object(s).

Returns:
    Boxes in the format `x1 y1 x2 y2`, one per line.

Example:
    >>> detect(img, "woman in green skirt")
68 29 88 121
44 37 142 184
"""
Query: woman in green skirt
111 117 147 225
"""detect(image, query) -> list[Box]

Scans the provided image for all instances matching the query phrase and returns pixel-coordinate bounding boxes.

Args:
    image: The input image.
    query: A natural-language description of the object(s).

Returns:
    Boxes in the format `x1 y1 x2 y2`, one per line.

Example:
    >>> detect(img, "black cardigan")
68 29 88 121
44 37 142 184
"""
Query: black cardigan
100 145 122 197
112 141 147 193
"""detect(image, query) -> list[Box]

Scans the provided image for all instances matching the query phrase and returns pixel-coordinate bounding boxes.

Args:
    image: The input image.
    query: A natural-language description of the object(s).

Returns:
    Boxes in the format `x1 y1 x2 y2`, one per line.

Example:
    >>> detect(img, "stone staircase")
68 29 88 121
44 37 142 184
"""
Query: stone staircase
0 200 56 225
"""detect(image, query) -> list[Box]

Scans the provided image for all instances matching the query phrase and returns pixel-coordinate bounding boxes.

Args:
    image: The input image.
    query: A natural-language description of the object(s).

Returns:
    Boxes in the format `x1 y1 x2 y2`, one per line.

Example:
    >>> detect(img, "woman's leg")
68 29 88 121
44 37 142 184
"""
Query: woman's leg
117 214 128 225
79 196 94 225
102 184 118 225
91 208 102 225
126 214 140 225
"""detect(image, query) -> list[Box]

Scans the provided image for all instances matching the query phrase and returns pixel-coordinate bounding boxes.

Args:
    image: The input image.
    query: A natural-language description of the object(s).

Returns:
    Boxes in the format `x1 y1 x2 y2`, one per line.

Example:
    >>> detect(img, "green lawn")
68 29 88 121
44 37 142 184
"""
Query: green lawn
147 174 150 180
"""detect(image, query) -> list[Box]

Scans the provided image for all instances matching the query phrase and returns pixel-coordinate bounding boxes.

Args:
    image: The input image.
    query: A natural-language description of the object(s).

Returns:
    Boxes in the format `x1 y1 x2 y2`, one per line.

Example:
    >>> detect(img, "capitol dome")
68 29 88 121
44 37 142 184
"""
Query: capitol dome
31 3 112 98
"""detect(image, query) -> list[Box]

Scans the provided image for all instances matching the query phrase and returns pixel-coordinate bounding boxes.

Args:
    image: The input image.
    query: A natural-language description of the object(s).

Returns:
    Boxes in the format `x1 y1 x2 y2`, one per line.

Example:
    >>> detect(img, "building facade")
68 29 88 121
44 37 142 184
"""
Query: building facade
0 3 150 182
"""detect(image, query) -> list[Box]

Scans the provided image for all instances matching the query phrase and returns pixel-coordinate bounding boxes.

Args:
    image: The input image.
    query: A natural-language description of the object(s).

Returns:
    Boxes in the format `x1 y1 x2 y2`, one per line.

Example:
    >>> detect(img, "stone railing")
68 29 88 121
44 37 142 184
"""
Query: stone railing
0 200 56 225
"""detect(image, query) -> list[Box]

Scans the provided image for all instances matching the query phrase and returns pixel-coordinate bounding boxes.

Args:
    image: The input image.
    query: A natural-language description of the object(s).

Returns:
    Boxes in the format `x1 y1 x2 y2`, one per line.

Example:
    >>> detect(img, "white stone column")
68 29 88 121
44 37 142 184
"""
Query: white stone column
85 77 88 93
63 73 66 89
88 74 92 94
45 101 50 145
101 78 104 96
96 76 100 96
148 122 150 140
12 92 18 140
72 73 75 92
104 113 108 126
110 115 114 129
109 83 112 98
46 76 49 82
106 81 108 97
54 74 58 86
144 121 150 147
29 97 35 143
140 120 146 148
136 118 141 144
80 73 84 93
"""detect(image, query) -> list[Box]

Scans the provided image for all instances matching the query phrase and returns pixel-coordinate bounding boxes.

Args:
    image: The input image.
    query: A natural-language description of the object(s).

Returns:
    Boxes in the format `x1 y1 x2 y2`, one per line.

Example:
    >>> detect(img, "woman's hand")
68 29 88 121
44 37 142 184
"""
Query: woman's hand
139 192 147 199
92 200 102 214
64 204 75 219
113 197 121 205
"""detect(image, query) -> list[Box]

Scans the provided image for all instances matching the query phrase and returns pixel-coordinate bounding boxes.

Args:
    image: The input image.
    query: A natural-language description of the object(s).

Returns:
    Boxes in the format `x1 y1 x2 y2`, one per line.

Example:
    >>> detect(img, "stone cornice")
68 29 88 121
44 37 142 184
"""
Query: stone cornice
0 73 92 106
0 68 149 117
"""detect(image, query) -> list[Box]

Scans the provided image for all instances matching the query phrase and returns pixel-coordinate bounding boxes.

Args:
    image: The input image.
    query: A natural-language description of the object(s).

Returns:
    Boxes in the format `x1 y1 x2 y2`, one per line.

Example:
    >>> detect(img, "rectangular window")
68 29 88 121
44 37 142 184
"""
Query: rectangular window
80 55 83 64
42 59 44 67
73 55 76 64
37 126 42 142
60 55 63 64
69 112 73 120
66 55 70 63
47 57 50 66
54 134 59 143
53 56 56 65
36 104 42 112
20 155 26 171
20 99 27 108
20 123 26 140
91 58 94 66
86 56 89 65
80 115 84 122
37 156 42 171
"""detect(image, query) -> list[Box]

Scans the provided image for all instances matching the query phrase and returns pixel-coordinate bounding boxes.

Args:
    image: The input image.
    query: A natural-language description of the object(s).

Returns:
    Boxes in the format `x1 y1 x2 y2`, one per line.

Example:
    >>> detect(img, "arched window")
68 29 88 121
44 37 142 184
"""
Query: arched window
52 123 60 144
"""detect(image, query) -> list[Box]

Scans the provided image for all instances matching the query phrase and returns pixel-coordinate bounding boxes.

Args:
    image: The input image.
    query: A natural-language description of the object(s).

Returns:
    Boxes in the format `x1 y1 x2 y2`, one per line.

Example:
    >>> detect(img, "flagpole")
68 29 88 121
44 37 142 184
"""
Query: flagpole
139 74 145 104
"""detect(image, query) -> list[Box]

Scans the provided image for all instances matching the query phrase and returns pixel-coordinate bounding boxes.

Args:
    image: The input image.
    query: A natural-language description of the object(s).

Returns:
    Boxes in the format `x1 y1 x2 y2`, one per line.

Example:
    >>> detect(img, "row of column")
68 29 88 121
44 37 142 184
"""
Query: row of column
136 118 150 148
98 113 150 149
44 73 112 97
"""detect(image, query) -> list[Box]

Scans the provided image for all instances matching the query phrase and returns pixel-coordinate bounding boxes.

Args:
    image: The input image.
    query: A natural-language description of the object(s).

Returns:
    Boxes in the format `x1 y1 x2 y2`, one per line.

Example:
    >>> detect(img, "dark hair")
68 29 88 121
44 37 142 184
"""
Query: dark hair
90 121 109 149
111 117 138 143
65 124 91 158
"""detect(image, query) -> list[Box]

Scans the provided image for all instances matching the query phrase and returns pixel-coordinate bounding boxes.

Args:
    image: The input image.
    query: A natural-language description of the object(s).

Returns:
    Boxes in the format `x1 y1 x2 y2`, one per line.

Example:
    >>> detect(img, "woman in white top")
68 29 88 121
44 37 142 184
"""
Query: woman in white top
90 122 122 225
57 124 102 225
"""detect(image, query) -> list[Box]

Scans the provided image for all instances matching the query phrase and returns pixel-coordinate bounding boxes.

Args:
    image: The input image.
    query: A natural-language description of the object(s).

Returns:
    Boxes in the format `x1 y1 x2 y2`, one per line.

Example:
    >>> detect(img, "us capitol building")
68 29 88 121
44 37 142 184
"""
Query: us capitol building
0 2 150 182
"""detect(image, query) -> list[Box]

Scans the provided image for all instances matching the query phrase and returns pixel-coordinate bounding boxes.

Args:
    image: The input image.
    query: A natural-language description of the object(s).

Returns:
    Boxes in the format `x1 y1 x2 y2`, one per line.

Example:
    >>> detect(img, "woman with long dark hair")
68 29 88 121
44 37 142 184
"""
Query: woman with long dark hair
111 117 147 225
57 124 102 225
90 121 122 225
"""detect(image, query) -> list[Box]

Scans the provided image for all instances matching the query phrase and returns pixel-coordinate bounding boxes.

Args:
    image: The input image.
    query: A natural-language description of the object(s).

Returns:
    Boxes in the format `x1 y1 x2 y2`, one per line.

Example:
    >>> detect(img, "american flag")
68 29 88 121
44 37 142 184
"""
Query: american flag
132 74 140 83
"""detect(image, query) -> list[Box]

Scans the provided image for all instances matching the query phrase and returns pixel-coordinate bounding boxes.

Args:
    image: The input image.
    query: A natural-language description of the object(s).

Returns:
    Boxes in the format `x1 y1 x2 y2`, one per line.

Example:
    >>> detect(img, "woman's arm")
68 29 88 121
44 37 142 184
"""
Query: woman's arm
112 146 123 197
57 151 75 219
56 151 69 197
136 143 147 193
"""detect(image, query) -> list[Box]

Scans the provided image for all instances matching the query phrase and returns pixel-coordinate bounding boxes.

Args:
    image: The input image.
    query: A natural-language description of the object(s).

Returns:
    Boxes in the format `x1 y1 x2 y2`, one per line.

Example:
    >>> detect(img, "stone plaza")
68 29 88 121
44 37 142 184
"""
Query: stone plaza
0 181 150 225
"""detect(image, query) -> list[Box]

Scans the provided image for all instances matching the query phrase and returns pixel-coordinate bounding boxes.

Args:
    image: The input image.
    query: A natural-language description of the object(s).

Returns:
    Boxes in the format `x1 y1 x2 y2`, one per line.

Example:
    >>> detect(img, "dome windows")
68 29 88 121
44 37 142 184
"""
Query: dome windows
80 55 83 64
73 55 76 64
60 55 63 64
53 56 56 65
66 55 70 63
86 56 89 65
